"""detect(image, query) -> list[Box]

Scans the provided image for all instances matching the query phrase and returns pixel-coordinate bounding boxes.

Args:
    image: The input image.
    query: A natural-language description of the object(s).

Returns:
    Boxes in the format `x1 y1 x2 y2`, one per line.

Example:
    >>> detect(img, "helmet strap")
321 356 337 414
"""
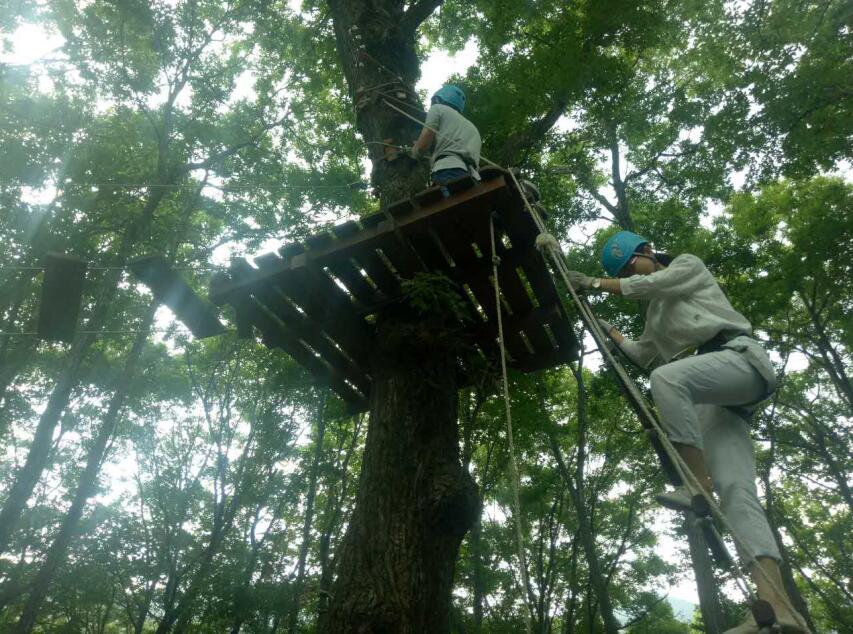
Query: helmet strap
635 252 665 271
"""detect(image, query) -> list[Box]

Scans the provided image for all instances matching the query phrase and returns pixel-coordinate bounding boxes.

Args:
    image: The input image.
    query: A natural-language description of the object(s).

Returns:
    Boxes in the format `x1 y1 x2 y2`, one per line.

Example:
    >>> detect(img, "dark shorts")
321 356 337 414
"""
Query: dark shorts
431 167 469 185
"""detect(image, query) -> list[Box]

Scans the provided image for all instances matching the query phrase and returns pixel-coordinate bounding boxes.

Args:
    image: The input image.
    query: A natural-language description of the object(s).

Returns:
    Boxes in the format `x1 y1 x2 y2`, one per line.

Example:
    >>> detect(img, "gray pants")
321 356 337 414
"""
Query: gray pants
650 349 781 561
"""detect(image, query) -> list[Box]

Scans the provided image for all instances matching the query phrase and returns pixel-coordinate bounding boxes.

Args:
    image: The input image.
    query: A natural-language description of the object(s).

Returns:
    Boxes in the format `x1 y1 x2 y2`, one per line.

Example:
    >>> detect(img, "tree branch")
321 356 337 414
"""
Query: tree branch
496 95 570 166
401 0 444 35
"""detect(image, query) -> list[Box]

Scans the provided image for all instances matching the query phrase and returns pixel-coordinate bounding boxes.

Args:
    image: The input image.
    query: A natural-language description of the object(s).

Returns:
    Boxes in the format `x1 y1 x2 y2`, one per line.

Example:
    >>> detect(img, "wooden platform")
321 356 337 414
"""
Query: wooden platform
209 167 579 410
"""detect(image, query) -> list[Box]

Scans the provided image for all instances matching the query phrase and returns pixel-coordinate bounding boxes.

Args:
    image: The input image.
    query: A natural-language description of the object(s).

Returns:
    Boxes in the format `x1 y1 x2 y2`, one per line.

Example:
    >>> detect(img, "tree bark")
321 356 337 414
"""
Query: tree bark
684 515 726 634
327 0 428 205
320 307 478 633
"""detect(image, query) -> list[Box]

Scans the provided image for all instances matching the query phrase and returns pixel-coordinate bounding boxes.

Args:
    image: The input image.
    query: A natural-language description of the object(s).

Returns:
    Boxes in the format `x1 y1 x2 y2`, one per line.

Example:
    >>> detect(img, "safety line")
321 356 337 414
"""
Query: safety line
4 182 365 191
0 265 211 272
489 213 534 634
379 93 800 625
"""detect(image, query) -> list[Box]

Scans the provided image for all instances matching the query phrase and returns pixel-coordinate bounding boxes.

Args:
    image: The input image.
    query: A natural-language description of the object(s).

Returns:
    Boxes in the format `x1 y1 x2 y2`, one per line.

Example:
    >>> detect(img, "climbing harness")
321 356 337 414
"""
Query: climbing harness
378 94 804 633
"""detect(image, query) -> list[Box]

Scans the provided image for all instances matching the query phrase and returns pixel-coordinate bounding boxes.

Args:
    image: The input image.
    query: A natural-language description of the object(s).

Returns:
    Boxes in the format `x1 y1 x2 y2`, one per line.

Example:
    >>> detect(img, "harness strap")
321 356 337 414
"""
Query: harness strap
695 331 772 420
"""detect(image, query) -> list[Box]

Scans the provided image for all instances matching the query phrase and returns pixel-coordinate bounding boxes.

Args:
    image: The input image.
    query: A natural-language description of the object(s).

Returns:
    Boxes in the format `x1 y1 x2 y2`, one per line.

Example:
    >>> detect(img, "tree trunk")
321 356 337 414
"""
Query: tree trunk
760 418 817 632
800 291 853 414
317 416 363 624
469 512 486 632
685 515 726 633
320 307 478 633
286 393 328 634
326 0 428 206
543 367 620 634
13 302 157 632
160 447 254 634
318 1 480 630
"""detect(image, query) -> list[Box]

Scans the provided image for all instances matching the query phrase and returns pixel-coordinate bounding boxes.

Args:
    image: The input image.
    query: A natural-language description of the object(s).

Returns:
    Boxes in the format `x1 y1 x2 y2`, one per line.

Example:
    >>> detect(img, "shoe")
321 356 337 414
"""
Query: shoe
655 486 693 512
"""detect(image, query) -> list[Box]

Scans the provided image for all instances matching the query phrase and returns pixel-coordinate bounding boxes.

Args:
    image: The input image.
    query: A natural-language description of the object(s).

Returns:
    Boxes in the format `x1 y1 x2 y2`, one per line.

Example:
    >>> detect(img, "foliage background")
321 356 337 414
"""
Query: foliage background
0 0 850 631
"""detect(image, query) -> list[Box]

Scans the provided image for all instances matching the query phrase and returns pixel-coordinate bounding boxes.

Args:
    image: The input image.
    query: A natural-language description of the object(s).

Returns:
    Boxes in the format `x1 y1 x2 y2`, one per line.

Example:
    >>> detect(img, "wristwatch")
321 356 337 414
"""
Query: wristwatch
591 278 602 290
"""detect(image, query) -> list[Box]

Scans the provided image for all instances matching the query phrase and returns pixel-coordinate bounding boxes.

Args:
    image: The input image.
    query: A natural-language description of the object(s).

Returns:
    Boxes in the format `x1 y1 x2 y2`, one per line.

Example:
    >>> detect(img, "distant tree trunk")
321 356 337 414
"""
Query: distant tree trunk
13 302 157 633
0 181 172 555
460 391 489 634
133 583 157 634
561 532 581 634
320 306 478 632
799 291 853 414
286 392 328 634
159 436 255 634
469 512 486 631
540 370 620 634
317 415 362 624
685 516 726 633
760 414 817 632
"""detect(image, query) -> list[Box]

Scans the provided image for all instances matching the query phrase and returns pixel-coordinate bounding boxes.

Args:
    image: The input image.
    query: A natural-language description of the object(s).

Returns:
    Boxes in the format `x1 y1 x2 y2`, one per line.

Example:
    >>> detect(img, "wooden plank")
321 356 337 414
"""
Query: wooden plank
260 250 374 363
208 176 512 304
228 259 366 406
330 221 401 298
253 301 366 407
414 185 445 208
429 216 529 361
360 212 425 278
513 346 574 373
252 281 371 395
464 203 562 358
496 196 580 360
305 232 380 309
129 255 226 339
37 252 87 343
371 232 423 280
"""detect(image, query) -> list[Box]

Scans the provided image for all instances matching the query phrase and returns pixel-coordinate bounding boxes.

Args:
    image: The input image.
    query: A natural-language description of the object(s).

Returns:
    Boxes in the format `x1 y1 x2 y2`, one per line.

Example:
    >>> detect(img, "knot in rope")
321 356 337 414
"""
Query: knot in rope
534 232 560 254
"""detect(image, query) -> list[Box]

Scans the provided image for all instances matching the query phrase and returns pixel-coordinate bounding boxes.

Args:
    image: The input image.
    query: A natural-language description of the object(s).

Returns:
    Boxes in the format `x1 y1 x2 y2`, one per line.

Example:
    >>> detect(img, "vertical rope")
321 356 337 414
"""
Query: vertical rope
489 213 534 634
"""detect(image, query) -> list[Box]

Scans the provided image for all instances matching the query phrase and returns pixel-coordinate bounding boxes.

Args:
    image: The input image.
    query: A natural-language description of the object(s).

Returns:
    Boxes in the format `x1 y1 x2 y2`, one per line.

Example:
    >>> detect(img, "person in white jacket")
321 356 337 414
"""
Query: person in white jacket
565 230 809 634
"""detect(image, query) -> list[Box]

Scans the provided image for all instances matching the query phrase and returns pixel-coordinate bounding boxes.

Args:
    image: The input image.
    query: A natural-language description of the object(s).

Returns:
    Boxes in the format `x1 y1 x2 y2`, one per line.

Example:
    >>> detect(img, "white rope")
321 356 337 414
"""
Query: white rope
380 94 801 624
488 213 534 634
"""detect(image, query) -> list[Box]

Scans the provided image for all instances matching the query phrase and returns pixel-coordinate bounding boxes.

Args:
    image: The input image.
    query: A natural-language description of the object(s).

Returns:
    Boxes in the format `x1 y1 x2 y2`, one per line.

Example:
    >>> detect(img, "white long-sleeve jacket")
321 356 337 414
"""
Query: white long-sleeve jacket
616 253 776 392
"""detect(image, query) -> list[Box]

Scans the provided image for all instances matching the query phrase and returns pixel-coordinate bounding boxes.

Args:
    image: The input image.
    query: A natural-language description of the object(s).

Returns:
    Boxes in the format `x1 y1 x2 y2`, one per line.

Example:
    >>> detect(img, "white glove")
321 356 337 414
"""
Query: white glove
534 233 560 254
567 270 594 290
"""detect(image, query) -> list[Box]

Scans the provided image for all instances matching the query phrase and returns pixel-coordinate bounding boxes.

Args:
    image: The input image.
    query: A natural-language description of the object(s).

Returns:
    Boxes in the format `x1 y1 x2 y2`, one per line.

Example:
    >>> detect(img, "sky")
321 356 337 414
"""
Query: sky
0 13 721 609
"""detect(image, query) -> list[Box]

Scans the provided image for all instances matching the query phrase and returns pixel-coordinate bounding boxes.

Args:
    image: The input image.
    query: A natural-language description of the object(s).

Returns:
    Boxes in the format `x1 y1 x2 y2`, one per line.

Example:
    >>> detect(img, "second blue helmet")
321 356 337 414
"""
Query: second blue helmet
432 85 466 113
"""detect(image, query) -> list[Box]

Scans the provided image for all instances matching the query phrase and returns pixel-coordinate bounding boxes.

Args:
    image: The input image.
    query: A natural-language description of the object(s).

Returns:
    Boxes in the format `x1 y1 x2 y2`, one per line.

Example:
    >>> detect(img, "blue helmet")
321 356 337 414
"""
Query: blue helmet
600 231 649 277
432 85 466 113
